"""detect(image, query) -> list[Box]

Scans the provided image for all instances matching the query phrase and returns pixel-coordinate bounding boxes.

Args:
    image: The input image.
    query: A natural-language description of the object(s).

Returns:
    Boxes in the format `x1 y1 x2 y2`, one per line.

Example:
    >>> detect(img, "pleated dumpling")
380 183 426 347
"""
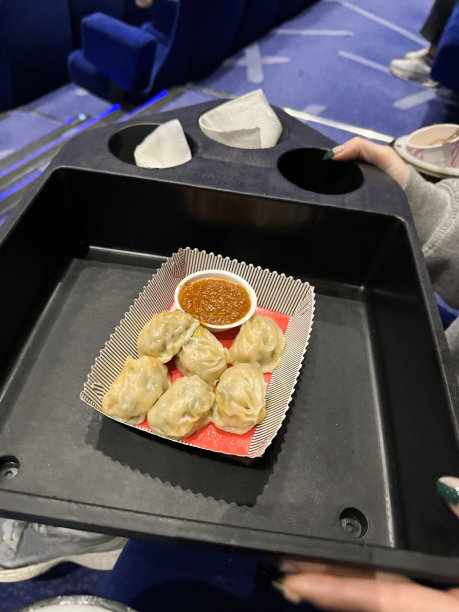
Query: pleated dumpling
228 315 286 373
213 363 266 435
102 355 170 425
176 326 227 386
137 309 199 363
147 375 214 439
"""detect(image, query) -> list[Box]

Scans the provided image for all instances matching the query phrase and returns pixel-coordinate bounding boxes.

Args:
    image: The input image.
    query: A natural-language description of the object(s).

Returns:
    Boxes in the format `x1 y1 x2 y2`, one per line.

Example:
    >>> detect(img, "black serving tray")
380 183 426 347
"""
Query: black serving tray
0 101 458 582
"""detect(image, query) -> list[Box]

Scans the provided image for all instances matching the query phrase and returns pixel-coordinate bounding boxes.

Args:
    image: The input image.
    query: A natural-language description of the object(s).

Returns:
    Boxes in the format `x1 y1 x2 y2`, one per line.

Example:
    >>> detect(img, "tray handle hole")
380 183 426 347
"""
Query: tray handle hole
0 456 20 481
340 507 368 538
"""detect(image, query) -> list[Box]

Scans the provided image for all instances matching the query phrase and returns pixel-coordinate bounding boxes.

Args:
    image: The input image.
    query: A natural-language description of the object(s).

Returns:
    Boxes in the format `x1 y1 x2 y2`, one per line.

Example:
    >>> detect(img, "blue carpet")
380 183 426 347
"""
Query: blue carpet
201 0 459 137
0 565 109 612
0 111 61 159
155 88 218 113
27 83 113 123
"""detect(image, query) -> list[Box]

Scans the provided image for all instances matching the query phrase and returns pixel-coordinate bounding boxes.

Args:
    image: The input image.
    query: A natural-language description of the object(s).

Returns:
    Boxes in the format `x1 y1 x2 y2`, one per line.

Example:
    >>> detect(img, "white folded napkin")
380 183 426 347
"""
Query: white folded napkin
198 89 282 149
134 119 192 169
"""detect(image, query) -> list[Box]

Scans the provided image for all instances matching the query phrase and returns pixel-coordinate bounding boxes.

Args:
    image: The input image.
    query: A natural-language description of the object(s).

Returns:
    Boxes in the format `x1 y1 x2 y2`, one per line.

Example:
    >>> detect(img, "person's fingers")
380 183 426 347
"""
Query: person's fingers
327 137 389 165
437 476 459 518
281 560 374 579
280 561 409 583
325 137 410 188
450 588 459 600
281 572 459 612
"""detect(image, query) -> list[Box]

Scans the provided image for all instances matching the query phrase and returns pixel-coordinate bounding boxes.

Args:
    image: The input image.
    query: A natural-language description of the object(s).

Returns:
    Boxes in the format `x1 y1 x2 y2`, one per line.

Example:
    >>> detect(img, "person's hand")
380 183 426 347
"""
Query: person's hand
325 137 411 190
279 562 459 611
278 476 459 611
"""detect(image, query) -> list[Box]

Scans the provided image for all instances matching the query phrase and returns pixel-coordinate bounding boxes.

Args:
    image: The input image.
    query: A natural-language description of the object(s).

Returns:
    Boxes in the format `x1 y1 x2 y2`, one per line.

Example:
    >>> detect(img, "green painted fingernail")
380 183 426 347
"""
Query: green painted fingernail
322 149 334 160
437 477 459 505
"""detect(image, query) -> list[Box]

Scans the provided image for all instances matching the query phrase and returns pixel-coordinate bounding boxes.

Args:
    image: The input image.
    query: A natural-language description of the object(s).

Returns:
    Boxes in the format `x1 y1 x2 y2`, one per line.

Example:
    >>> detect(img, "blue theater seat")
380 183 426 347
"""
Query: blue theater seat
68 0 321 103
67 0 150 47
232 0 281 52
184 0 246 81
81 13 157 93
149 0 246 91
275 0 318 23
0 0 72 111
431 1 459 92
0 0 152 112
65 50 112 101
231 0 319 53
68 0 247 103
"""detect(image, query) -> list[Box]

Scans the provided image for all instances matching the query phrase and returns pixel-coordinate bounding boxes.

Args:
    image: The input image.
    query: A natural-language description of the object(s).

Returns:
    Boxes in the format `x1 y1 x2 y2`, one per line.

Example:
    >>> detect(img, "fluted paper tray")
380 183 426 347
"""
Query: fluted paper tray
81 247 315 458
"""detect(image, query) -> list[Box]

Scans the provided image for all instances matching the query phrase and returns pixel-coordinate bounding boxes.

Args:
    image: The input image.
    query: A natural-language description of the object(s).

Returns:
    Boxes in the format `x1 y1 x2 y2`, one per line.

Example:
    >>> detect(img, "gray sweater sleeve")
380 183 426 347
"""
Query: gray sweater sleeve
404 167 459 309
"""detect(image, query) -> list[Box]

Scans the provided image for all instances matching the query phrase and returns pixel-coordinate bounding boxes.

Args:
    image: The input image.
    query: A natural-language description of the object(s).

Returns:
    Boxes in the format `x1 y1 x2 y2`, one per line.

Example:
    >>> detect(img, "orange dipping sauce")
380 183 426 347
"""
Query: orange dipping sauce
179 278 251 326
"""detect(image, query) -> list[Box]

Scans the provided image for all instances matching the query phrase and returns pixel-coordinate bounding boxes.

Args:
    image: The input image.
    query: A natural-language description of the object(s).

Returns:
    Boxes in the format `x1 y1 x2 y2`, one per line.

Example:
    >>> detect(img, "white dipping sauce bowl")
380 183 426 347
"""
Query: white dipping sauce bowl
174 269 257 331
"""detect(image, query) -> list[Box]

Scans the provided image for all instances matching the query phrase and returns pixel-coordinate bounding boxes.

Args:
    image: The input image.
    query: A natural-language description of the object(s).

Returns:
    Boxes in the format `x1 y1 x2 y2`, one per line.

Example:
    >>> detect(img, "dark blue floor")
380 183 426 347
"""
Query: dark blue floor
0 565 110 612
0 0 457 609
201 0 446 136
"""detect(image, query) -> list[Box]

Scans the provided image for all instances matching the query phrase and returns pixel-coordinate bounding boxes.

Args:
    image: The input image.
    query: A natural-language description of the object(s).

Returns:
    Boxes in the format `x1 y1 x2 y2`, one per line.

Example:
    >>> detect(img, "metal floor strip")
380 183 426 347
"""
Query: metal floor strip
0 88 184 216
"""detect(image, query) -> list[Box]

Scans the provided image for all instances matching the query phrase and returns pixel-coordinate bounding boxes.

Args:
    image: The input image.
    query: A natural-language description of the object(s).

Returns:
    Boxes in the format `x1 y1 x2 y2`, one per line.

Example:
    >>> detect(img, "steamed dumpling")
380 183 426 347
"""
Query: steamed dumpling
176 326 227 386
213 363 266 434
137 309 199 363
102 355 170 425
147 375 214 439
228 315 286 373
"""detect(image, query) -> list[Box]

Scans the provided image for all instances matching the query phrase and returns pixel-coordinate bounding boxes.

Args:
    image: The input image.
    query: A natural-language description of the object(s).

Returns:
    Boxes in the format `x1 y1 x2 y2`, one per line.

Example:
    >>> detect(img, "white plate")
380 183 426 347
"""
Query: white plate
394 135 459 179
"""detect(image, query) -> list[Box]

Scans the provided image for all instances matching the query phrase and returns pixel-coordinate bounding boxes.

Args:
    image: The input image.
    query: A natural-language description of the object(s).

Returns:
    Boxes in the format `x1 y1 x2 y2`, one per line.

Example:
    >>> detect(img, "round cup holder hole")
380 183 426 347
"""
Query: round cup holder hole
278 148 364 195
0 456 20 481
109 124 196 167
339 507 368 538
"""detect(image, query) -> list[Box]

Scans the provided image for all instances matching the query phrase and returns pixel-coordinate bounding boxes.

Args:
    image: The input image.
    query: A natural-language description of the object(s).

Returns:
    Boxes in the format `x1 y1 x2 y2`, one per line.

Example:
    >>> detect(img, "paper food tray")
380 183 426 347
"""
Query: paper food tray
81 247 315 457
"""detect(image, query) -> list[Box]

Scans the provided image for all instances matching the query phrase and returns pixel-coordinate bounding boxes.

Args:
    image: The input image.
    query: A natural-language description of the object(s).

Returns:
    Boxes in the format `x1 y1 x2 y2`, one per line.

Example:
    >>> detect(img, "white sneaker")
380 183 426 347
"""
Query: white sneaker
404 47 430 60
390 54 438 87
0 520 126 582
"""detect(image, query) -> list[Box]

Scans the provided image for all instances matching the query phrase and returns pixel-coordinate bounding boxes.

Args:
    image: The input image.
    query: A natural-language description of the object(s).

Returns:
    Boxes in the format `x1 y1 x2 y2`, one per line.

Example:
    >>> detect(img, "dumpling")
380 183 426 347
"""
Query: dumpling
176 326 227 386
213 363 266 435
147 375 214 439
102 355 170 425
137 309 199 363
228 315 286 373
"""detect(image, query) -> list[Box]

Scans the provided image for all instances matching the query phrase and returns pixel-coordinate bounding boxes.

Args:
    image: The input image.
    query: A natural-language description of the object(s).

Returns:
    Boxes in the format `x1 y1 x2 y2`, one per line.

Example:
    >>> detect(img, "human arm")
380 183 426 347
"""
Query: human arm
329 137 459 309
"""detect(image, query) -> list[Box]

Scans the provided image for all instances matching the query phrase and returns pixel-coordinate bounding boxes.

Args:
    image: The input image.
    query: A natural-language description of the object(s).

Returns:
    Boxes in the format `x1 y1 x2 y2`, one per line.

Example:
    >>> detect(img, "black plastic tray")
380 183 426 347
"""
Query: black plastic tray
0 101 458 582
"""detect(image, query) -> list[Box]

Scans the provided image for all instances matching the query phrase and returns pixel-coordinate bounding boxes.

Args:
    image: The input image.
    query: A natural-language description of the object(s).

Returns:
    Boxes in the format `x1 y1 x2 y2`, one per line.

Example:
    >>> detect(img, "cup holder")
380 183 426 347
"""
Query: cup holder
109 124 196 167
278 148 364 195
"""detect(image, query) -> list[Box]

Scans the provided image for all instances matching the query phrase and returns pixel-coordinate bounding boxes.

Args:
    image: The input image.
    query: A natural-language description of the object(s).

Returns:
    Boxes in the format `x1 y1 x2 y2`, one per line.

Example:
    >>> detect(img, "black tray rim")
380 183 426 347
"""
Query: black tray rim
1 101 458 581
